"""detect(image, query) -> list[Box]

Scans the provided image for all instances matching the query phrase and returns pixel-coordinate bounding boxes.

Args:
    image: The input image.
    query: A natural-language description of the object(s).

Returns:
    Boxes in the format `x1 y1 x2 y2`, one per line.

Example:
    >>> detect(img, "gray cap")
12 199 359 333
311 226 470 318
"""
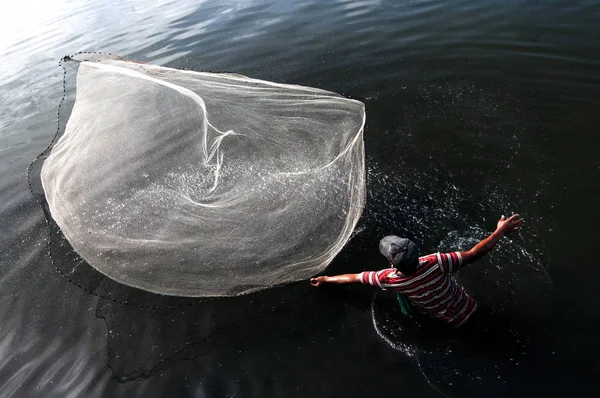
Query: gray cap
379 235 420 271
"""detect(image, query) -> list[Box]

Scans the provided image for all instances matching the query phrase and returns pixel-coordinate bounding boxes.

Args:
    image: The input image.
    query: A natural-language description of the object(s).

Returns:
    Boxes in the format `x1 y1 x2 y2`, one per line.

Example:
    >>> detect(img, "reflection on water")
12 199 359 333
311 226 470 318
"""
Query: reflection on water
1 0 600 396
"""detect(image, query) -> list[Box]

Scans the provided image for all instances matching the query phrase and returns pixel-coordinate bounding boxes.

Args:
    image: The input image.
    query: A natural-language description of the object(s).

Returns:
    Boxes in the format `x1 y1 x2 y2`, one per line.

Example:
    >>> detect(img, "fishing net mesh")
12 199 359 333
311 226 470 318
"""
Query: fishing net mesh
39 53 366 297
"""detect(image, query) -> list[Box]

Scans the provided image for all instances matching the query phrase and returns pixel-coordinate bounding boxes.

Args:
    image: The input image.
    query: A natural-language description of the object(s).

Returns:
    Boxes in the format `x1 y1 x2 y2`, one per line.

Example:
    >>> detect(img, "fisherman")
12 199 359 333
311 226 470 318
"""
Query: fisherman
310 215 523 327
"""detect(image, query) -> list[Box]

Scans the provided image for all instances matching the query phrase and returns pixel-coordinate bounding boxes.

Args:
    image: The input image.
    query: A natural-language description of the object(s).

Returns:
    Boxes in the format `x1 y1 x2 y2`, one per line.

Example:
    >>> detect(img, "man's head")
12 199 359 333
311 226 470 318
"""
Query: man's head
379 235 420 274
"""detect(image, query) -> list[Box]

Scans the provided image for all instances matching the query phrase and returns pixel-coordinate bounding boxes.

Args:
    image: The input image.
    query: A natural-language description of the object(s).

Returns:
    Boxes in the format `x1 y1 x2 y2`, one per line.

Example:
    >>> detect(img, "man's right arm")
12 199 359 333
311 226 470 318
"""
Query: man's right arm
311 269 392 288
310 273 362 286
460 214 523 266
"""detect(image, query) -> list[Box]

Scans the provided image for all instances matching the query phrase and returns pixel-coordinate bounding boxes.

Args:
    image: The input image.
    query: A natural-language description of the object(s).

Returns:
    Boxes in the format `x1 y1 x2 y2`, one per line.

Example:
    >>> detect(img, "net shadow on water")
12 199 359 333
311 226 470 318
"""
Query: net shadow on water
29 170 349 382
25 53 355 382
31 133 350 381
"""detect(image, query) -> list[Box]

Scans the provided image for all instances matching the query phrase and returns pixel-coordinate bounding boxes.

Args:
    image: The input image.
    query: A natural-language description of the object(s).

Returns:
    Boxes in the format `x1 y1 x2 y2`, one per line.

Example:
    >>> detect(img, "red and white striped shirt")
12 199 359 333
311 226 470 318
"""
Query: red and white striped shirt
359 252 477 327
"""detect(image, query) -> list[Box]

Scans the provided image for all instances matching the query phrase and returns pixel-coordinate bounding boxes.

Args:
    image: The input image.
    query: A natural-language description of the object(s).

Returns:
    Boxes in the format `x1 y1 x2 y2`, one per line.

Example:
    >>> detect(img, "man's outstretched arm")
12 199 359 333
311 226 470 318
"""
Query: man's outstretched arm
460 214 523 266
310 273 361 287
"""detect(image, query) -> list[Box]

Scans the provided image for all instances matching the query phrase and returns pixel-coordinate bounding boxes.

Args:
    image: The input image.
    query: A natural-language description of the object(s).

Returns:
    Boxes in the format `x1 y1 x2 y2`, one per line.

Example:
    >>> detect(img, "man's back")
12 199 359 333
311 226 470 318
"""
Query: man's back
359 252 477 327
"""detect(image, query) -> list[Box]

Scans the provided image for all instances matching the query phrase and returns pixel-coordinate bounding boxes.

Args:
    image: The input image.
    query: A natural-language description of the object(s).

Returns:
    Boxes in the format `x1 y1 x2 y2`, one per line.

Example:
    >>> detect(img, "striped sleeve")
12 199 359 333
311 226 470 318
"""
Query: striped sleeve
436 252 463 274
359 270 393 289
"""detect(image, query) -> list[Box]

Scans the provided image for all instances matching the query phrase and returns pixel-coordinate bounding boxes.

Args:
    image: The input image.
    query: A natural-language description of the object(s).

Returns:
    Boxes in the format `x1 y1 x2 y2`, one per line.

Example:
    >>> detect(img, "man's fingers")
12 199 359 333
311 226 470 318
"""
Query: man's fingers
506 214 520 221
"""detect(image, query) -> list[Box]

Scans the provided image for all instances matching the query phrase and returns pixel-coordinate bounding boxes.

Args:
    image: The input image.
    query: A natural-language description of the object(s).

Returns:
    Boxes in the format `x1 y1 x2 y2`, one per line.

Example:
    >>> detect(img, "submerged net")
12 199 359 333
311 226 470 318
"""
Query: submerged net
40 53 366 297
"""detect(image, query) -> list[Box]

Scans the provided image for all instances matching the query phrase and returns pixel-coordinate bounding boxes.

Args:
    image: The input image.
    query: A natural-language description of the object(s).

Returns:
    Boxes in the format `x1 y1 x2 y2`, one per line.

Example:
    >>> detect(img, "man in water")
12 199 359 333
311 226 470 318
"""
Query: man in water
310 215 523 327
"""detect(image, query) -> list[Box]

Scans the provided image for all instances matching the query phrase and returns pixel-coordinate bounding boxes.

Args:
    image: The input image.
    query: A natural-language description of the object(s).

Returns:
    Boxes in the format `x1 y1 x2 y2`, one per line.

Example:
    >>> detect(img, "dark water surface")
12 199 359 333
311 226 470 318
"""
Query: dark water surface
1 0 599 397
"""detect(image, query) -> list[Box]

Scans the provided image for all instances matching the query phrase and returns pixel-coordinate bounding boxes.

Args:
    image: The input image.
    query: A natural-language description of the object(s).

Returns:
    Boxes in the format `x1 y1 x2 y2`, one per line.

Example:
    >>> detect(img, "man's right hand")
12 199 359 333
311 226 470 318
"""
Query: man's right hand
496 214 524 235
310 276 327 287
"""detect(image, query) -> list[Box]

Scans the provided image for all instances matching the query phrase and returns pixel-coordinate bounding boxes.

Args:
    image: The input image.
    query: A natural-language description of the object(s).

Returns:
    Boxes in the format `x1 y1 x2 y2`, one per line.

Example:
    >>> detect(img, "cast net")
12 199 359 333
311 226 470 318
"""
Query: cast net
40 54 366 297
